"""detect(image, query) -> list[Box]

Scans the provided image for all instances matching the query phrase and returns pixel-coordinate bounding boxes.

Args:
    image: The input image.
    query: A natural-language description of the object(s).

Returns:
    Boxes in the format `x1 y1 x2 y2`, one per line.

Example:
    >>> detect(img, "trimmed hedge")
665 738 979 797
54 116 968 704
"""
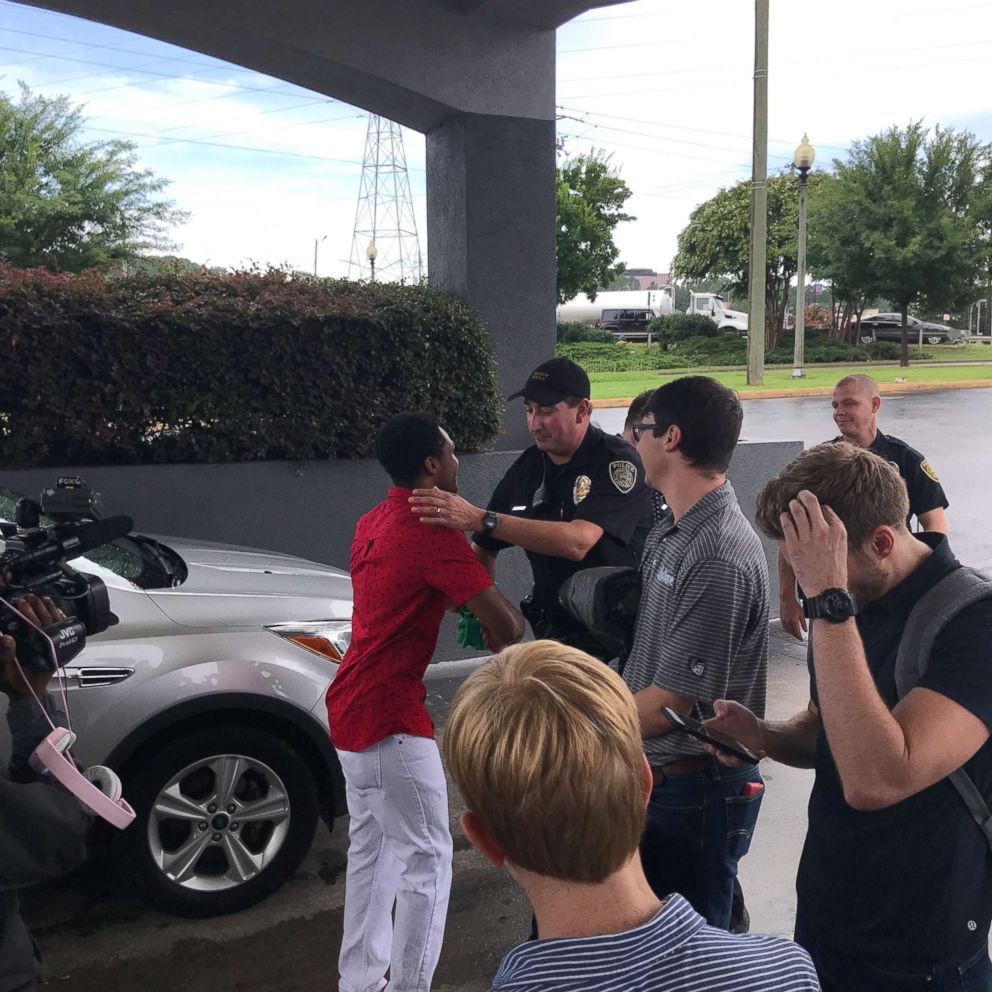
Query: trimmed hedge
648 313 722 342
557 321 612 344
0 266 502 467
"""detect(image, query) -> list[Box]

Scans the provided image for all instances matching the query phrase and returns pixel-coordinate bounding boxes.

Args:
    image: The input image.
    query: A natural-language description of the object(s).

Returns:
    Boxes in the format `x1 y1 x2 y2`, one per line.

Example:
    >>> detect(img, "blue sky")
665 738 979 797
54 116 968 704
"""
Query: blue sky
2 0 991 277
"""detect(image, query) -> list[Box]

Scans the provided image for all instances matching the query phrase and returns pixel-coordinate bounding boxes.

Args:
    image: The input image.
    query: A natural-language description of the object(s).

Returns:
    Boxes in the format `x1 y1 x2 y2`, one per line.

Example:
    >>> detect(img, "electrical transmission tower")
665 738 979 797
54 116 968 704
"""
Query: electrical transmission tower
349 114 423 283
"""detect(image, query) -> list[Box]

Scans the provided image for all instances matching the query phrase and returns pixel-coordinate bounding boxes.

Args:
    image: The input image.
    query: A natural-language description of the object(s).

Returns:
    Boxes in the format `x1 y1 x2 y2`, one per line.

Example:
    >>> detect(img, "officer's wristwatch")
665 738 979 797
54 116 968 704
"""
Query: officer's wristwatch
802 588 858 623
481 511 499 535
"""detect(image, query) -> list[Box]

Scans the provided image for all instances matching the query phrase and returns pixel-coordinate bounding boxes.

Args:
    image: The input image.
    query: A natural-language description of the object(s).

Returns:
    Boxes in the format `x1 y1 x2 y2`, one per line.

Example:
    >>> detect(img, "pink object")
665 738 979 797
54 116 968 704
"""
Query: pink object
31 728 135 829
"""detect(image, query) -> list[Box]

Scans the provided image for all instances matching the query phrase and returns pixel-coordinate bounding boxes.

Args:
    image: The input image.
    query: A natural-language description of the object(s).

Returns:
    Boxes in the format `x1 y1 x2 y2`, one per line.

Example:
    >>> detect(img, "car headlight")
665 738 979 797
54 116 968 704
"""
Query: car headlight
266 621 352 663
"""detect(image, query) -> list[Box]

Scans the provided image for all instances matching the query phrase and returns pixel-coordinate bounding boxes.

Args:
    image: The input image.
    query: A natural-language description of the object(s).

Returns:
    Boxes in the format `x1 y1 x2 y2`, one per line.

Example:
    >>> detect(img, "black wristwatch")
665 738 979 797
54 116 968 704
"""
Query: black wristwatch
481 511 499 535
802 588 858 623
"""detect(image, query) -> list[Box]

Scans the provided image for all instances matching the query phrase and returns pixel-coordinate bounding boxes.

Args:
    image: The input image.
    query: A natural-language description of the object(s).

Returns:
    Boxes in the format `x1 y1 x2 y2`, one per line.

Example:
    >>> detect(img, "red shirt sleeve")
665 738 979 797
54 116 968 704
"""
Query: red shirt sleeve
421 528 493 607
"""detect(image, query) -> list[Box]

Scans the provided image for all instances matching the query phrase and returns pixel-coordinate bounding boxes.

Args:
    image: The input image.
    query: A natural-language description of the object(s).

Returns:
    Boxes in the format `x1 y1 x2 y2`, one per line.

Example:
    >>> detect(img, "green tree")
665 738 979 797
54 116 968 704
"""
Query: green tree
0 84 186 272
806 171 878 341
556 151 634 305
606 271 639 290
824 123 985 365
673 172 827 349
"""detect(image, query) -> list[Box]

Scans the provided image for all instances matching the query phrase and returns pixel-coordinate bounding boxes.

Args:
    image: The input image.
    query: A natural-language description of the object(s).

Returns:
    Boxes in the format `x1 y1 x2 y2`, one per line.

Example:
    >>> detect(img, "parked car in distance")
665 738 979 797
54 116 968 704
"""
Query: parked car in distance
596 307 656 338
858 313 962 344
0 487 352 918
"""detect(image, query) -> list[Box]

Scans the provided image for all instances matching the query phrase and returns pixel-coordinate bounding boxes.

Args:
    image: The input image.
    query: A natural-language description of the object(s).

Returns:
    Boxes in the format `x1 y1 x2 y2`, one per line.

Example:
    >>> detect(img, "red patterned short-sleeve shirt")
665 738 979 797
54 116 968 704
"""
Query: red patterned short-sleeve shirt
326 488 493 752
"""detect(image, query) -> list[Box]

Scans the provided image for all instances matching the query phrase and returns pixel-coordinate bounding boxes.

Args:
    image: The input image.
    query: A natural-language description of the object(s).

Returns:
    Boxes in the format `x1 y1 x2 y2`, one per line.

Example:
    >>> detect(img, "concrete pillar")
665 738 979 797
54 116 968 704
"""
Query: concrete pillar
427 113 557 450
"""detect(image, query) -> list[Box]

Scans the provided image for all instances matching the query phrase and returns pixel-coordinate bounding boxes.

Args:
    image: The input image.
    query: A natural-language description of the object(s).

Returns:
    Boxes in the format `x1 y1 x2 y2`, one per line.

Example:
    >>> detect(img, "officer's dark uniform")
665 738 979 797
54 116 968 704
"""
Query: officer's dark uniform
831 430 948 527
473 423 653 658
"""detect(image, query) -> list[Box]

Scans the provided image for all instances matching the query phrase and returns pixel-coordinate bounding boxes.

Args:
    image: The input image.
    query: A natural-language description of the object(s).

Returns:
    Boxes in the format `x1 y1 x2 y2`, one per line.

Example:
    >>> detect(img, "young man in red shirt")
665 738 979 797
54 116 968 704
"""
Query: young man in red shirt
327 411 524 992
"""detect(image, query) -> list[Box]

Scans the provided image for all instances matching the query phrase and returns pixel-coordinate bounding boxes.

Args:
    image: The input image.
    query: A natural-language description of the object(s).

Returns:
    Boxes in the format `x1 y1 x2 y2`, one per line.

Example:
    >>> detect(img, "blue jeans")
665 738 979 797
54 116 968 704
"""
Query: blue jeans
794 908 992 992
640 761 763 929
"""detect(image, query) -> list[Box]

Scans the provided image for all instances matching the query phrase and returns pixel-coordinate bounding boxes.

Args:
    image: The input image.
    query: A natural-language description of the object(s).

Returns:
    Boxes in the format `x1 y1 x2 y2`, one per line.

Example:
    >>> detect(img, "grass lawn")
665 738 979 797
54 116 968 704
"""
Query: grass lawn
590 363 992 400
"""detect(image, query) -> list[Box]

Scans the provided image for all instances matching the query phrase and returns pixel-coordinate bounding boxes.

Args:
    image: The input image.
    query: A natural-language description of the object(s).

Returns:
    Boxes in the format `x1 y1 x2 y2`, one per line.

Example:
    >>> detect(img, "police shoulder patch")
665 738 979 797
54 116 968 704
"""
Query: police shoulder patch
573 474 592 505
609 460 637 494
920 459 940 483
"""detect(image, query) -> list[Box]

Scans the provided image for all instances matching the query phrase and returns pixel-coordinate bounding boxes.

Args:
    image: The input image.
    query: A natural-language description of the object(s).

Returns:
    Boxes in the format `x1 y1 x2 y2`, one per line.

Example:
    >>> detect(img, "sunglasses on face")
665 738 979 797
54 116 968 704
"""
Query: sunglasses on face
629 422 666 443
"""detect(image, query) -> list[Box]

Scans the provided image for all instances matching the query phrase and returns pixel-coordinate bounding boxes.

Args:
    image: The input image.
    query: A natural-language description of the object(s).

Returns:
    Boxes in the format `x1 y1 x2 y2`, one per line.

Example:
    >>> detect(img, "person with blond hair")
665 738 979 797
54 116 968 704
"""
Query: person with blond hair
777 373 948 640
706 441 992 991
444 640 819 992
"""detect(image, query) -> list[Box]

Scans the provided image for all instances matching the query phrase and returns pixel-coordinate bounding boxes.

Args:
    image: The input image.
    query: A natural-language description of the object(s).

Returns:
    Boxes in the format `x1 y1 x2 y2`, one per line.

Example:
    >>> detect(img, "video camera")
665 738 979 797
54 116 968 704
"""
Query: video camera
0 478 133 671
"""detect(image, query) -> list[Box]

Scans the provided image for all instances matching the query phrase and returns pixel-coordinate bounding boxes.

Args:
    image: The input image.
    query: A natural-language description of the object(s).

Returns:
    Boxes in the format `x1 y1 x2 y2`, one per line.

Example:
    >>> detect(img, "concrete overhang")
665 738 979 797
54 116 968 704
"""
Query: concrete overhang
14 0 629 132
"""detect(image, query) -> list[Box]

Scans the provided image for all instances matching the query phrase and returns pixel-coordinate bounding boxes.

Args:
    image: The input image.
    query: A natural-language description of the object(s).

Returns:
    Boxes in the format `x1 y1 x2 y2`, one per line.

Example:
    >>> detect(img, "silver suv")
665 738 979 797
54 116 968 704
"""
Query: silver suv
0 487 352 918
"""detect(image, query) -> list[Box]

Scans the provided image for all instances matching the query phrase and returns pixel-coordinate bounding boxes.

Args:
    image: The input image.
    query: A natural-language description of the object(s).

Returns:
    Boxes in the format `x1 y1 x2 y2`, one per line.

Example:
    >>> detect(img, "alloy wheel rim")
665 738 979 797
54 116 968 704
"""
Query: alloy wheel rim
148 752 291 892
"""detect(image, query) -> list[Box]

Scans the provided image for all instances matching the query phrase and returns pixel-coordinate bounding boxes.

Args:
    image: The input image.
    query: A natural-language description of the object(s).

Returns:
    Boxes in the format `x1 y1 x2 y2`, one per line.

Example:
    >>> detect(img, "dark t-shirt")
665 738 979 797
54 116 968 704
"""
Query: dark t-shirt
474 424 653 634
831 430 948 526
799 534 992 964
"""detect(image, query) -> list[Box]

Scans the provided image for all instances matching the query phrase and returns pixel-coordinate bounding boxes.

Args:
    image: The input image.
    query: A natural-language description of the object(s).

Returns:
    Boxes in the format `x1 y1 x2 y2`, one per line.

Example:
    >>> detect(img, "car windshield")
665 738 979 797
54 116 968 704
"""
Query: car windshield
0 487 186 590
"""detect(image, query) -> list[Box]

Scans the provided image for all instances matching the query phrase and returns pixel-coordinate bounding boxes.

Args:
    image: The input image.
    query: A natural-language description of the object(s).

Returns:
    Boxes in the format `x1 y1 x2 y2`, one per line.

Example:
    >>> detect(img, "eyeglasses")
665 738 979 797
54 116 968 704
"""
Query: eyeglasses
629 422 665 443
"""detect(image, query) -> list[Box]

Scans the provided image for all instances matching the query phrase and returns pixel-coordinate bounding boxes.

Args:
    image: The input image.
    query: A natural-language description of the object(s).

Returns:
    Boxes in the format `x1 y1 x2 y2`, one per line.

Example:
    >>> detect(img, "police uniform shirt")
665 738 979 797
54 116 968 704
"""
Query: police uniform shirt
831 430 948 526
473 424 653 629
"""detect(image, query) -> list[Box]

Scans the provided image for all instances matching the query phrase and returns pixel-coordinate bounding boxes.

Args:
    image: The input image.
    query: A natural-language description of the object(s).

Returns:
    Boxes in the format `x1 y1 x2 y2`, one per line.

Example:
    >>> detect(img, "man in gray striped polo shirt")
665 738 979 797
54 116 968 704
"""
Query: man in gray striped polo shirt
624 376 769 930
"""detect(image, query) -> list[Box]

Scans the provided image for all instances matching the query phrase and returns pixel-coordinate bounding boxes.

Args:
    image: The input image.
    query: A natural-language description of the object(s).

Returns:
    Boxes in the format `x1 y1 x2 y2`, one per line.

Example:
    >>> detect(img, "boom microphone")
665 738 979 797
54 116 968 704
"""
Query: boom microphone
12 515 134 572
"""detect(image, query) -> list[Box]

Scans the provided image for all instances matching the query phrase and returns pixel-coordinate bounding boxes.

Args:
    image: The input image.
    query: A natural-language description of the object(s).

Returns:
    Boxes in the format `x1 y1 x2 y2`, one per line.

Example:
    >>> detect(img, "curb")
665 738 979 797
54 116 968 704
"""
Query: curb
593 378 992 409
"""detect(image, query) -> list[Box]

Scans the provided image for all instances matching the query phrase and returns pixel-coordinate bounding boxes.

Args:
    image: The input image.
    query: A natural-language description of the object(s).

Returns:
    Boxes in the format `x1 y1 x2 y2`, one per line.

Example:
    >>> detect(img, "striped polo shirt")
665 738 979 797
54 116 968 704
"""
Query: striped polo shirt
623 482 769 767
490 894 820 991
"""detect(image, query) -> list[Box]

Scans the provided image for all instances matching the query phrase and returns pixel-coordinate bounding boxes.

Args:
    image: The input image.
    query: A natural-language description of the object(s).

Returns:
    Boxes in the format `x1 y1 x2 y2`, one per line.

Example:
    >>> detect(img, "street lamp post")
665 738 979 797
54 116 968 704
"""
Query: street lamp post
313 235 326 277
792 134 815 379
367 241 378 283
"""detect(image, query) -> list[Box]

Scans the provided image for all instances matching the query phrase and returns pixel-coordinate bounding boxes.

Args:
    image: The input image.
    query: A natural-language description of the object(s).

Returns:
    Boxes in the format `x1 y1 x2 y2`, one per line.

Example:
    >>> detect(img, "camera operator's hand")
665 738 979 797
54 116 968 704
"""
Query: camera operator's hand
0 594 63 700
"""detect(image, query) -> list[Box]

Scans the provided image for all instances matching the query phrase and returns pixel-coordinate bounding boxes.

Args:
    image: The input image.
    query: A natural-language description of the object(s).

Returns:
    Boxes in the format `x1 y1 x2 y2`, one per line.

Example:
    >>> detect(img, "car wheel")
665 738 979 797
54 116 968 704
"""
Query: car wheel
926 335 944 345
117 725 319 917
860 335 875 344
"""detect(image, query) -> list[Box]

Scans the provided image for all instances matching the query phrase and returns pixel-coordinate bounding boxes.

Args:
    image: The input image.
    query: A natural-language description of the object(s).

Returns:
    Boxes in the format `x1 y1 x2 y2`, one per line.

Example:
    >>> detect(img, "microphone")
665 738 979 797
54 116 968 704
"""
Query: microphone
73 515 135 553
14 515 134 571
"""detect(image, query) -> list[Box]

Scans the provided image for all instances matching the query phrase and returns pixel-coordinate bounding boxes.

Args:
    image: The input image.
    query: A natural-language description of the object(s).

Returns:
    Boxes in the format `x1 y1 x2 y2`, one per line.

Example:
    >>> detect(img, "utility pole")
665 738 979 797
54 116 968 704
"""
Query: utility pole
747 0 769 385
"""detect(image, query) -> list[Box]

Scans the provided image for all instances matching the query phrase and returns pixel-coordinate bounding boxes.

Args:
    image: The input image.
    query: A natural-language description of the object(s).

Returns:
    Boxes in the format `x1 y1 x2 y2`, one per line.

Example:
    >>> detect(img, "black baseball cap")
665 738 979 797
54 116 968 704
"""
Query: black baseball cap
507 357 591 405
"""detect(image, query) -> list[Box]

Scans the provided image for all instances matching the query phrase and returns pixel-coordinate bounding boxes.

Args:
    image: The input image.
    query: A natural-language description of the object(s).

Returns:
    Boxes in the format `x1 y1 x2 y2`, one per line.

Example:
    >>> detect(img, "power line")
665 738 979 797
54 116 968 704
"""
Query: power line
79 123 423 169
560 51 992 100
556 106 851 153
0 24 253 72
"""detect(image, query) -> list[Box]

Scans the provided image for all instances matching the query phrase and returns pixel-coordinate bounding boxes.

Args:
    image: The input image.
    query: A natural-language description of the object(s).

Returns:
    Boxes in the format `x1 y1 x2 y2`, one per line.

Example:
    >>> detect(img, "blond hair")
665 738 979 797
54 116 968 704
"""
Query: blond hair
835 373 880 398
756 442 909 547
443 641 645 883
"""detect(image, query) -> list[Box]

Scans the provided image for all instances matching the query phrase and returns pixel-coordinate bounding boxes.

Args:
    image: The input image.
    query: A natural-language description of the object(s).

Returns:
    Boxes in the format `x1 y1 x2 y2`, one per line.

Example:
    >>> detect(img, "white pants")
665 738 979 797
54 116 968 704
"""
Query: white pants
335 734 453 992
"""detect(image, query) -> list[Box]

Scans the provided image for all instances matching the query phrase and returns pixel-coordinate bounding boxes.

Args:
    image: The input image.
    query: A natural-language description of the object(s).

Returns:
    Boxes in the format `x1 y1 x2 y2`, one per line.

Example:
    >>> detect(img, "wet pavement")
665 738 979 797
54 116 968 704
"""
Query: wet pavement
22 387 992 990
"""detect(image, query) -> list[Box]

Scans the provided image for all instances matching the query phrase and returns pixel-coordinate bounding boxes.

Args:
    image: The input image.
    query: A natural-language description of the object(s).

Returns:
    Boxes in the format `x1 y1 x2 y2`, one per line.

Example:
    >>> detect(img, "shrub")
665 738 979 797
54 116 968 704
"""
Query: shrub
0 266 502 467
557 321 612 344
649 312 722 344
556 342 687 372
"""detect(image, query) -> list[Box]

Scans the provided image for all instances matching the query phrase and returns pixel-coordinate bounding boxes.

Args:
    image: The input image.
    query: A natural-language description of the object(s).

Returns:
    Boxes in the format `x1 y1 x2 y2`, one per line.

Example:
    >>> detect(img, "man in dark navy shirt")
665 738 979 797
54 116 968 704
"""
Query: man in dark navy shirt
409 358 653 659
779 373 949 640
707 442 992 991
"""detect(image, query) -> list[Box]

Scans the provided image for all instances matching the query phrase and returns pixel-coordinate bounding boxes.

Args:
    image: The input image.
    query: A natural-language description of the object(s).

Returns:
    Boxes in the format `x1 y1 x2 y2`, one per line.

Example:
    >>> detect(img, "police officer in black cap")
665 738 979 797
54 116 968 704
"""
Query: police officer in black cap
408 357 653 659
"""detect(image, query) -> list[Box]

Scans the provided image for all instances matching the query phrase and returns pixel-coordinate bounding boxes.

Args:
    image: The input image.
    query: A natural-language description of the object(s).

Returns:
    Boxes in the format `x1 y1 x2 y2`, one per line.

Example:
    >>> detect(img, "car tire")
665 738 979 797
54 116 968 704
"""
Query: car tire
860 335 875 344
116 724 319 917
926 336 944 345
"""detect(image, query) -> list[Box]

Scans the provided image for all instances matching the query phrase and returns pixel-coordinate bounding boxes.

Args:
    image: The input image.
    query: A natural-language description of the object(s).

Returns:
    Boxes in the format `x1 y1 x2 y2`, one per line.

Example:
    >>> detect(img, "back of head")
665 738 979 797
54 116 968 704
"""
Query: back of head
647 375 742 474
375 411 443 487
624 389 655 432
443 641 645 884
756 441 909 546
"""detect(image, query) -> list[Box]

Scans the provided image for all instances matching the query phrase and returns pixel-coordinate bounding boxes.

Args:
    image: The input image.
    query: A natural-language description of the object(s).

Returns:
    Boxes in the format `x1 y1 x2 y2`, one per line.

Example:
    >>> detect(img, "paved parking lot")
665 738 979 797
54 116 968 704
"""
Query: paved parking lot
22 387 992 990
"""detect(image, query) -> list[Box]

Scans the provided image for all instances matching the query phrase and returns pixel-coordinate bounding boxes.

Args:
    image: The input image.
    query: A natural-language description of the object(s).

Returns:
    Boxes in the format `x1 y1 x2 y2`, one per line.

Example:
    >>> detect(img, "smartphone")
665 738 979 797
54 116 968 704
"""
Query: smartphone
662 706 760 763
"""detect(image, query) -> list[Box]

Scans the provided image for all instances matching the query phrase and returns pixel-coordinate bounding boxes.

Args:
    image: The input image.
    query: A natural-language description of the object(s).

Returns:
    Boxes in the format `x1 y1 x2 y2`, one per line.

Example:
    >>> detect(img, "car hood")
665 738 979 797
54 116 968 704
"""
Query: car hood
146 538 352 628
